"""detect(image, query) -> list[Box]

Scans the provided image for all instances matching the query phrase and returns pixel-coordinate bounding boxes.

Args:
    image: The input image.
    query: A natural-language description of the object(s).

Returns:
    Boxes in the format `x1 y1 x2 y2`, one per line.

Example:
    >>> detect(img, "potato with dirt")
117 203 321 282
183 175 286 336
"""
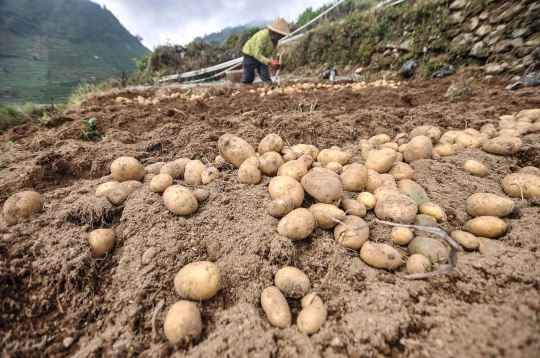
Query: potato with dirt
341 198 366 217
397 179 430 206
258 134 284 154
360 242 402 269
267 195 295 218
184 160 207 185
317 149 352 166
408 126 442 143
160 158 190 179
455 132 484 148
281 146 297 162
291 144 319 159
501 173 540 198
340 163 368 191
463 160 488 177
107 180 143 206
218 134 256 168
275 266 310 298
464 216 507 238
326 162 343 174
201 167 221 185
110 157 145 182
365 148 397 173
482 136 522 155
333 215 369 249
301 168 343 205
277 208 316 240
466 193 515 217
297 301 327 335
2 190 44 226
390 227 414 245
238 157 261 184
450 230 480 251
259 152 285 176
408 236 447 261
164 300 202 346
309 203 346 230
406 254 431 275
419 202 446 222
433 142 455 157
357 192 376 210
150 174 173 193
88 229 116 258
365 169 383 193
388 162 414 181
277 158 308 181
163 185 198 215
269 176 305 208
95 181 120 197
261 286 291 328
145 162 166 175
374 188 418 224
404 135 433 163
174 261 221 301
368 134 391 146
518 167 540 176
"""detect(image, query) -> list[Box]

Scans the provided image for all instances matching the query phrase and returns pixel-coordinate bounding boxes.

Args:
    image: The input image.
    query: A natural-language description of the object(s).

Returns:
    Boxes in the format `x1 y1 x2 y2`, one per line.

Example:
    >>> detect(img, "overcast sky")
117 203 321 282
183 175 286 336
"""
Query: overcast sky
90 0 329 49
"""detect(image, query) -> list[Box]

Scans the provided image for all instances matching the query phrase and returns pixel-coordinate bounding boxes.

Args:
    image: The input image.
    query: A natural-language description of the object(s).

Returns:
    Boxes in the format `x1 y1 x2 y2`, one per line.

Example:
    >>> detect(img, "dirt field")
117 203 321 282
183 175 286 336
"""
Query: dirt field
1 74 539 358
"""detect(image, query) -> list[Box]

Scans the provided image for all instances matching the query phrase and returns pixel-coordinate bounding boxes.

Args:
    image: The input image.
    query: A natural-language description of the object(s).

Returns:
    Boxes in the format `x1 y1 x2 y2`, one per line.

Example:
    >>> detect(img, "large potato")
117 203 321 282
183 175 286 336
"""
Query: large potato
518 166 540 177
2 191 45 226
360 242 402 269
455 132 484 148
419 202 446 222
340 163 368 192
174 261 221 300
408 126 441 143
388 163 414 181
107 180 143 206
433 142 455 157
201 167 221 185
261 286 291 328
404 135 433 163
258 134 284 154
259 152 285 176
408 236 447 261
357 192 376 210
291 144 319 159
365 148 397 174
397 179 430 206
390 227 413 245
277 159 308 181
163 185 198 215
317 149 352 166
218 134 256 168
516 108 540 121
297 302 327 335
281 146 297 162
341 198 366 217
88 229 115 258
464 216 507 238
450 230 480 251
150 174 173 193
275 266 310 298
379 174 397 188
326 162 343 174
277 208 316 241
269 176 305 208
501 173 540 198
374 190 418 224
406 254 431 275
160 158 190 179
368 134 391 146
301 293 323 308
95 181 120 197
309 203 345 230
463 160 488 177
184 160 207 185
301 168 343 205
145 162 166 175
238 157 261 184
466 193 515 217
267 195 295 218
333 215 369 249
482 136 522 155
164 301 202 346
110 157 145 182
380 142 398 151
365 169 382 193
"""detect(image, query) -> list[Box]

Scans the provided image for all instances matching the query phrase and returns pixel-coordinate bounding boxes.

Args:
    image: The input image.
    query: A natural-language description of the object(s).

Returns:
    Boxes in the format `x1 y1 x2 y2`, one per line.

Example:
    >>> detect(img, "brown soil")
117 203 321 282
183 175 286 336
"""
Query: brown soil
1 75 539 358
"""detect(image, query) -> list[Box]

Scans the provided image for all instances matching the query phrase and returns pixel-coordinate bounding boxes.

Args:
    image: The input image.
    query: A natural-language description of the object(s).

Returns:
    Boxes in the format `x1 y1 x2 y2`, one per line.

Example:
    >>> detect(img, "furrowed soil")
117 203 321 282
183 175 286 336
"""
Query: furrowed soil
1 75 539 358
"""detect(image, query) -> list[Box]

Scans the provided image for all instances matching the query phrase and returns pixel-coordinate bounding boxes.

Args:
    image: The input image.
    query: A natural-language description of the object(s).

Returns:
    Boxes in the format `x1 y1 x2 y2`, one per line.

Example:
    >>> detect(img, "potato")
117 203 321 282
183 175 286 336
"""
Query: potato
192 188 209 202
149 174 173 193
110 157 145 182
463 160 488 177
466 193 515 217
413 214 437 227
368 134 391 146
164 301 202 346
516 108 540 121
184 160 207 185
277 208 316 241
528 122 540 133
379 174 397 188
482 136 522 155
408 236 447 261
309 203 346 230
340 163 368 192
291 144 319 159
430 149 440 160
518 166 540 177
326 162 343 174
397 179 430 206
390 227 413 245
218 134 256 168
362 147 374 160
359 139 372 151
88 229 115 258
404 135 433 163
380 142 399 151
440 131 457 144
301 293 323 308
478 237 503 255
480 124 498 138
269 176 305 208
144 174 156 183
201 167 221 185
452 142 465 152
281 146 297 162
501 173 540 198
277 159 308 181
259 152 284 177
341 198 366 217
357 192 376 210
374 188 417 224
301 168 343 205
360 242 402 269
365 169 382 193
455 132 483 148
160 158 190 179
464 216 507 238
145 162 166 175
141 247 157 265
107 180 143 206
298 154 314 169
174 261 220 300
267 195 295 218
163 185 198 215
433 142 455 157
419 202 446 222
297 302 327 335
258 134 284 154
373 187 402 202
406 254 431 275
450 230 480 251
95 181 120 198
317 149 352 166
388 163 414 181
464 128 480 135
395 152 404 163
333 215 369 249
365 148 397 173
398 143 407 153
237 157 261 185
409 126 441 143
275 266 310 298
394 133 408 145
215 155 227 165
261 286 291 328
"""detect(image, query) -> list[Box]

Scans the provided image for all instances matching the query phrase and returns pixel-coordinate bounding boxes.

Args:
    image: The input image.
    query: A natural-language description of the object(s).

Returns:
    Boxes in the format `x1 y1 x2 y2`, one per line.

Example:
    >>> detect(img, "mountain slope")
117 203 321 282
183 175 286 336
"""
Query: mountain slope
201 20 268 46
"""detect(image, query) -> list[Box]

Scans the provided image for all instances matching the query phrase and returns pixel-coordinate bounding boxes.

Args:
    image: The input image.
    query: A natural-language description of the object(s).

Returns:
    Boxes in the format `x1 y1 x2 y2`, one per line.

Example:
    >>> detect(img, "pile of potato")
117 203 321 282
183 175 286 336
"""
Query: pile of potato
114 91 213 107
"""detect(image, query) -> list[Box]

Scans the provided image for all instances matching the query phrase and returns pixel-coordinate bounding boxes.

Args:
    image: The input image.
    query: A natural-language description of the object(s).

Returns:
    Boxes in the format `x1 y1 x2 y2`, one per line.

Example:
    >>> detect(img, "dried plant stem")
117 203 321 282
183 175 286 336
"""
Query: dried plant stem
510 183 524 201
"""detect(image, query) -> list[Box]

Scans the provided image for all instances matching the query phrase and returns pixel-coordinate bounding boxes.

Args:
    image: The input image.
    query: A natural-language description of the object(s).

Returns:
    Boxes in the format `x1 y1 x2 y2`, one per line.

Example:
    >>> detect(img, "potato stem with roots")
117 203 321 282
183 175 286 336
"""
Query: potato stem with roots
510 183 524 201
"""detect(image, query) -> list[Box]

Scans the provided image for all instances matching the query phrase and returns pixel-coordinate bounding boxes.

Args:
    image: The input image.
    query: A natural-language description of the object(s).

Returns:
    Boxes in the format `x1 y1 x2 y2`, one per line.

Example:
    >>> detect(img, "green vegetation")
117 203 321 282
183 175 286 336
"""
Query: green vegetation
82 118 105 141
0 102 57 132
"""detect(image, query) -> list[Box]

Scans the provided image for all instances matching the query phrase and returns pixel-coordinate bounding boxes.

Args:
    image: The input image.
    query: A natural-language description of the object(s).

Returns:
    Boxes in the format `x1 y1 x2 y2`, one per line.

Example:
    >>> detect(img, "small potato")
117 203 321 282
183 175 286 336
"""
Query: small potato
95 181 120 198
277 159 307 181
184 160 207 185
334 215 369 249
463 160 488 177
450 230 480 251
277 208 316 241
259 134 284 154
145 162 166 175
365 148 397 173
397 179 430 206
408 236 447 261
478 237 503 254
218 134 256 168
404 135 433 163
388 163 414 181
455 132 483 148
164 301 202 346
390 227 413 245
359 139 372 151
360 242 402 269
144 174 156 183
301 168 343 205
374 190 417 224
163 185 198 215
464 216 507 238
201 167 221 185
192 188 209 202
466 193 515 217
480 124 498 138
368 134 391 146
281 146 297 162
275 266 310 298
259 152 285 177
501 173 540 198
309 203 346 230
341 198 366 217
406 254 431 275
357 192 376 210
174 261 221 300
380 142 399 151
267 195 295 218
269 176 305 208
482 136 522 155
518 166 540 177
261 286 291 328
301 293 323 308
215 155 227 165
394 133 408 145
365 169 382 193
297 302 327 335
88 229 115 258
414 214 437 227
110 156 145 182
440 131 457 144
433 142 455 157
379 174 397 188
340 163 368 192
150 174 173 193
160 158 190 179
408 126 441 144
317 149 352 166
398 143 407 153
326 162 343 174
452 142 465 152
419 202 446 222
107 180 143 206
238 157 261 184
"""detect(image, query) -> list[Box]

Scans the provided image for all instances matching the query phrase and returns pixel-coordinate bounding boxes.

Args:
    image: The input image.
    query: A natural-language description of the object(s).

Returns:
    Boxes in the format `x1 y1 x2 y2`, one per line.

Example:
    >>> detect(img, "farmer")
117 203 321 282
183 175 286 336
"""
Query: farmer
241 18 291 88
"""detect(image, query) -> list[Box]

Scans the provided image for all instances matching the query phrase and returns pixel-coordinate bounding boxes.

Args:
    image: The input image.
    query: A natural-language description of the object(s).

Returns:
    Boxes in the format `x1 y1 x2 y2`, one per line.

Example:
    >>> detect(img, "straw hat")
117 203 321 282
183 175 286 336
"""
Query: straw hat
268 18 291 36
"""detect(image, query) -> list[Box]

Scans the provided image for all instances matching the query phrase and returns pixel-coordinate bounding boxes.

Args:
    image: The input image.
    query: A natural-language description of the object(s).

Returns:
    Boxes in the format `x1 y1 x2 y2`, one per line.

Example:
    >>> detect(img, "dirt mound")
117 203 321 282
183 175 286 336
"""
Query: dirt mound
1 75 540 358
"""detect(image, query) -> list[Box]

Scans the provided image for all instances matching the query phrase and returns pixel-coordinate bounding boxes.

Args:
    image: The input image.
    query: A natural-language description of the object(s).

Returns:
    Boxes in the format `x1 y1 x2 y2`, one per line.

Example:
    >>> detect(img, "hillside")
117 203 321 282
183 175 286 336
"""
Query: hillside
0 0 150 105
200 20 268 46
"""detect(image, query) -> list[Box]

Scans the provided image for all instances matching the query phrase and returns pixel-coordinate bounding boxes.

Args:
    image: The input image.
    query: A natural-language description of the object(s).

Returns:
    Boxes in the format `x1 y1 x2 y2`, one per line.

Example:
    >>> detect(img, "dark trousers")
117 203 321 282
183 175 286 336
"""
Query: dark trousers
241 54 271 83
